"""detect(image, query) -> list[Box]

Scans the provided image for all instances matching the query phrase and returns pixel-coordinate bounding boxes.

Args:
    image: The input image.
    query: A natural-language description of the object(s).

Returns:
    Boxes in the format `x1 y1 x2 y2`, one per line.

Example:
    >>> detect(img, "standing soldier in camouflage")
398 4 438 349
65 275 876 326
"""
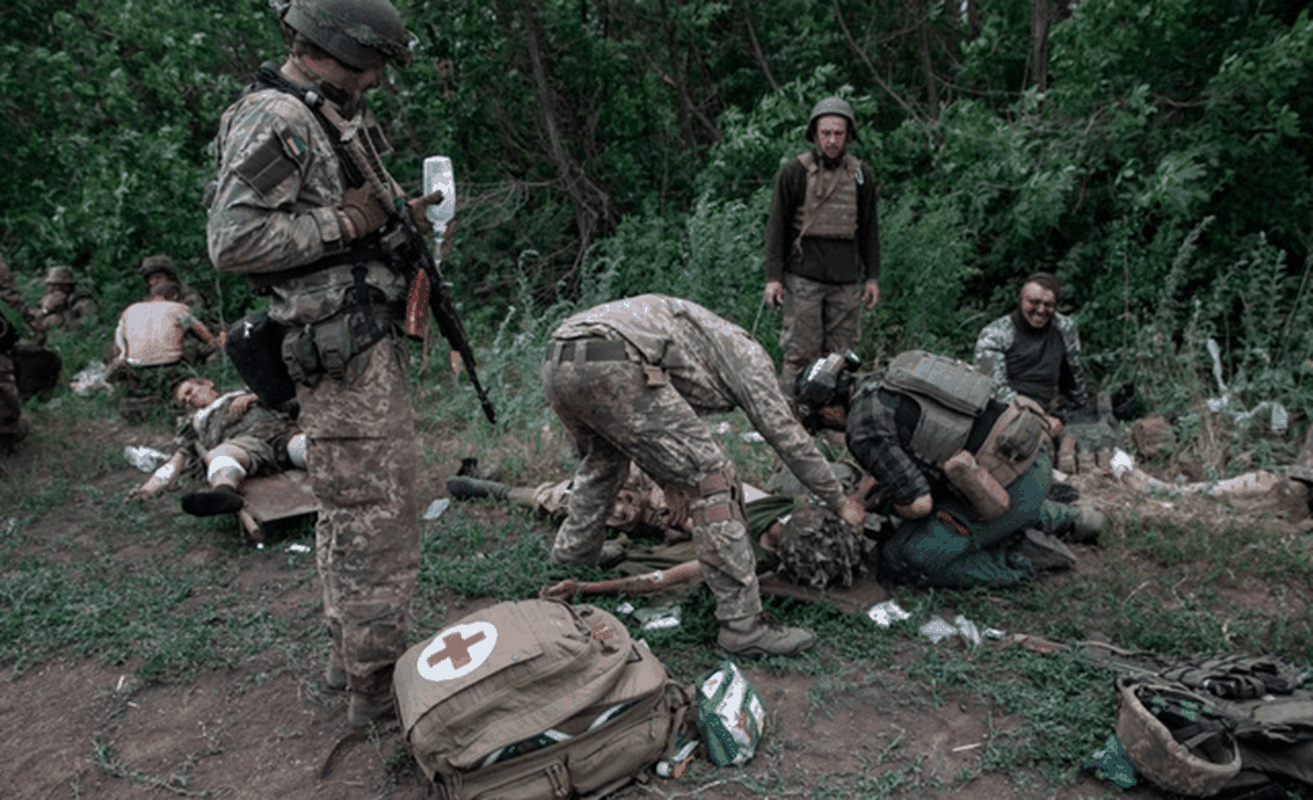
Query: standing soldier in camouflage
764 97 881 401
206 0 440 727
542 294 865 658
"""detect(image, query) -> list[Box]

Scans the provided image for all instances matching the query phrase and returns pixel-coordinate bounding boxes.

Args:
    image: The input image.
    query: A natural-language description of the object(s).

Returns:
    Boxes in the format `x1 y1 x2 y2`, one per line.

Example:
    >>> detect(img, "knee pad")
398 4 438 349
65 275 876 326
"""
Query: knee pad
687 462 746 528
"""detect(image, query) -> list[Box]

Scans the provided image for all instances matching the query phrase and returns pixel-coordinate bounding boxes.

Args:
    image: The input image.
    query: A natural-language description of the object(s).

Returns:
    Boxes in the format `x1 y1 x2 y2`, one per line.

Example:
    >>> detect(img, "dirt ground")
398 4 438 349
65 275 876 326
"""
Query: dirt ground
1 451 1304 799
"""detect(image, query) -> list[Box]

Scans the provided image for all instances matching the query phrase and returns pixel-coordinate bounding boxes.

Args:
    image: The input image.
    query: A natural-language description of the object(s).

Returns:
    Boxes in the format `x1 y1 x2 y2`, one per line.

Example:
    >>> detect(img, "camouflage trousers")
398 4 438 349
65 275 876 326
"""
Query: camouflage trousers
542 340 761 621
880 449 1078 589
0 352 20 439
531 461 687 541
779 272 863 399
299 338 420 698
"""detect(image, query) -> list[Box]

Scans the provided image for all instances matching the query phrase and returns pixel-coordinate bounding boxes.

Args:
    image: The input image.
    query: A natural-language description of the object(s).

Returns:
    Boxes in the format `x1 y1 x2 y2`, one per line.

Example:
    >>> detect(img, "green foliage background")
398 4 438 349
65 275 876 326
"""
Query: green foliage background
2 0 1312 441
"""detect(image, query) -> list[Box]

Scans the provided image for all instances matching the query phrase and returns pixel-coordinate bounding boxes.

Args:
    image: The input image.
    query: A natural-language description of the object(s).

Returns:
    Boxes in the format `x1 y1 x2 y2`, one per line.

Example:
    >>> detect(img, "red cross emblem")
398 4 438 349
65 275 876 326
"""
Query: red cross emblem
426 630 487 670
416 621 498 682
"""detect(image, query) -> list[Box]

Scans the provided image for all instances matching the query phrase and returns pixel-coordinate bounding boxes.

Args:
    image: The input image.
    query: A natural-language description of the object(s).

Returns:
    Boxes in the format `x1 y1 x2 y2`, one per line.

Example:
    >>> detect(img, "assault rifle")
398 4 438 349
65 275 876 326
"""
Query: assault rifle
375 183 497 425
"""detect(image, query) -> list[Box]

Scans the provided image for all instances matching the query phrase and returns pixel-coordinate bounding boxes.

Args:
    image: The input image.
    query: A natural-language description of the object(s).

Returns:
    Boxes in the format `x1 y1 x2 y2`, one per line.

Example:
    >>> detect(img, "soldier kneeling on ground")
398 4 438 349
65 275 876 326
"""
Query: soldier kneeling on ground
797 349 1104 590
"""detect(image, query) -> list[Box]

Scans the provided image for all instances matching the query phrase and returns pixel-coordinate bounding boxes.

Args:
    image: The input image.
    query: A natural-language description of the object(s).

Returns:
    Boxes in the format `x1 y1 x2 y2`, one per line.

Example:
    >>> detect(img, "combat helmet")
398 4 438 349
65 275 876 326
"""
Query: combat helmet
796 350 861 410
1113 676 1241 797
778 505 869 590
44 265 75 285
138 254 177 280
807 97 858 142
281 0 416 69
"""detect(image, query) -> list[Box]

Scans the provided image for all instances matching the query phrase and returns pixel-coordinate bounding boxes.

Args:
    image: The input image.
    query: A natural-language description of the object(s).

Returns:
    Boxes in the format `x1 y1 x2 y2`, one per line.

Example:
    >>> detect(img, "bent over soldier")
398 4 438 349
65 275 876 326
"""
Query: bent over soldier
206 0 441 727
542 294 864 658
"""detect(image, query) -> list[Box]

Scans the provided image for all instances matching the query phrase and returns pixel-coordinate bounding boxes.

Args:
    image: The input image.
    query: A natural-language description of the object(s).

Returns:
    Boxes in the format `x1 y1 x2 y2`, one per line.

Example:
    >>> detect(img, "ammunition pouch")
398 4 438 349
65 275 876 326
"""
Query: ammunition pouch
225 311 297 411
281 302 394 386
975 396 1049 489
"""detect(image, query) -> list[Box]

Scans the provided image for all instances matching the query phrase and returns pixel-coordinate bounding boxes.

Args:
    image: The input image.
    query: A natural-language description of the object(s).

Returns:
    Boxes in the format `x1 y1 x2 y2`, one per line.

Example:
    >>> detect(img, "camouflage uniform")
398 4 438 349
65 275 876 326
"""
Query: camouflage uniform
175 391 297 482
35 267 97 333
845 367 1078 588
974 309 1088 410
542 294 848 622
0 254 41 445
764 150 880 397
531 461 687 542
207 66 418 701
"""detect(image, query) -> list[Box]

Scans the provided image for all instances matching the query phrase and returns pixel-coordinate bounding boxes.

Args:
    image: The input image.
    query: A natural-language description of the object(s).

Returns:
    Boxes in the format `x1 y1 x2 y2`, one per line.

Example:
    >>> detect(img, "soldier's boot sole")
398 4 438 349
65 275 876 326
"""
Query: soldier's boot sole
181 485 244 517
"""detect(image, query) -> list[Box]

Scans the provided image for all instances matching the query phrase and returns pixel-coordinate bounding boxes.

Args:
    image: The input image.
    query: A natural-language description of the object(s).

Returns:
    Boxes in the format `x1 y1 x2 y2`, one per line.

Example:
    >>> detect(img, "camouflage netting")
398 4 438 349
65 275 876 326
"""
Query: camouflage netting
779 505 870 590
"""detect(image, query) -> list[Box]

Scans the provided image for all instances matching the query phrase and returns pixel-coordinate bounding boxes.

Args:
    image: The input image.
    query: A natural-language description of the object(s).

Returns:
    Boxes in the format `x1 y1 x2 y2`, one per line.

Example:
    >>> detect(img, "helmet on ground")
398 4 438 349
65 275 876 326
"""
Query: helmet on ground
779 505 869 589
1114 677 1240 797
281 0 416 69
807 97 858 142
138 254 177 279
44 265 75 285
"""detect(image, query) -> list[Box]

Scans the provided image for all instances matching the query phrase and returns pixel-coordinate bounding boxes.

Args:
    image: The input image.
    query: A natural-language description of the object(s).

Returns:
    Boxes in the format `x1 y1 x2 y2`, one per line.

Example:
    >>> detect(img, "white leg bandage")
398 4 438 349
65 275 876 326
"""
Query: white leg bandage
207 455 247 484
287 433 307 469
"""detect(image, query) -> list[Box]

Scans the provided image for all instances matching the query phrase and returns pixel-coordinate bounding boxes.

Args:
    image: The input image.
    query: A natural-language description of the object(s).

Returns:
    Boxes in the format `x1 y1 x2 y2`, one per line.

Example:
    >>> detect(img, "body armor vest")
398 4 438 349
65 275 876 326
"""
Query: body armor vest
880 351 993 466
792 152 861 241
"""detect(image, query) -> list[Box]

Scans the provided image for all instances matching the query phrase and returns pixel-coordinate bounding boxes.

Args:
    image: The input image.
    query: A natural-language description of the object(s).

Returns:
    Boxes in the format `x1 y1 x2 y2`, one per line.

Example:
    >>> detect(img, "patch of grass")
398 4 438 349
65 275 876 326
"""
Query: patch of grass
0 550 289 680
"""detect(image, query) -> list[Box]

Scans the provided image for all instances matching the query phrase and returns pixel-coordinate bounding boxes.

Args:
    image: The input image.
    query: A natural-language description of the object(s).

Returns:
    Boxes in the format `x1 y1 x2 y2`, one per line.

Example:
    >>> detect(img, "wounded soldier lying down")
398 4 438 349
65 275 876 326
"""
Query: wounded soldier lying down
126 377 305 516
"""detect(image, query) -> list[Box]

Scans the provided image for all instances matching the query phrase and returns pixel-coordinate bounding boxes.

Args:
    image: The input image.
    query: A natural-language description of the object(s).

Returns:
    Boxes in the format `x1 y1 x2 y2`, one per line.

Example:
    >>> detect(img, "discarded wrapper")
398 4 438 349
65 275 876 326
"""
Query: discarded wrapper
422 497 450 520
867 599 912 627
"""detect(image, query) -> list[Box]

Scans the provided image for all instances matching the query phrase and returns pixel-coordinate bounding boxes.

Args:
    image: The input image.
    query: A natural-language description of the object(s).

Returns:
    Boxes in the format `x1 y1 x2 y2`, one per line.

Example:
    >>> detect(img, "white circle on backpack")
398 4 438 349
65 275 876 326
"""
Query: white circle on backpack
416 621 498 681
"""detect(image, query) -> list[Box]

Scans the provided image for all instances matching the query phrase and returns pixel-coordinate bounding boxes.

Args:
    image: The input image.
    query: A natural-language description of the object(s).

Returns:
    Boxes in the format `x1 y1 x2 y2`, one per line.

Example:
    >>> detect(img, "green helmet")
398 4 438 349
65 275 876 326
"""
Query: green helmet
44 265 75 285
282 0 416 69
806 97 858 142
138 254 177 279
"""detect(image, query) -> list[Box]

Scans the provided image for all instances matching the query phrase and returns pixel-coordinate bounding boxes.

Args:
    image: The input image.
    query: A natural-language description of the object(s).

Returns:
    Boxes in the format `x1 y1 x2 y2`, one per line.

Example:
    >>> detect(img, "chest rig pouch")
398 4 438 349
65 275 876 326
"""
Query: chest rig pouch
281 263 392 386
880 351 993 466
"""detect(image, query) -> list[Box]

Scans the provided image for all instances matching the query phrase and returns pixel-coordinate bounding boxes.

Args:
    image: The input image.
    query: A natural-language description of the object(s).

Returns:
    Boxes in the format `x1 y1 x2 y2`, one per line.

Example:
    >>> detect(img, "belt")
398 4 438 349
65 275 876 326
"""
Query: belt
547 338 628 363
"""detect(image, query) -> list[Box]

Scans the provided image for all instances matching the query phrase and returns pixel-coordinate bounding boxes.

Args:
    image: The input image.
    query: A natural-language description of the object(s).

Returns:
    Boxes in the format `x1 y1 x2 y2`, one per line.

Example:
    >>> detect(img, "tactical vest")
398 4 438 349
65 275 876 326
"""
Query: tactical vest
792 152 862 243
879 351 993 466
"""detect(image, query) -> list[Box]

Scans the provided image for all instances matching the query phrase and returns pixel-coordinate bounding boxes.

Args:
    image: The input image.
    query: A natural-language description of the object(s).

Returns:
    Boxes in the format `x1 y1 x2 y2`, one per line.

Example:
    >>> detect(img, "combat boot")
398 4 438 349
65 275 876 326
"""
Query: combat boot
446 475 510 500
718 613 816 659
1013 528 1076 571
325 661 347 691
551 540 626 570
347 692 395 727
181 485 244 516
1067 506 1105 544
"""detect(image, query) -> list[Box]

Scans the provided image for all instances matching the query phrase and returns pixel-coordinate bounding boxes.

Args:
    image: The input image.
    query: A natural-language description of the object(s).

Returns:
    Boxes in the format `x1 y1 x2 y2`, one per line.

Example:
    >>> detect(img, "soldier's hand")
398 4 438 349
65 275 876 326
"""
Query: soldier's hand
408 189 445 236
893 493 933 520
838 494 865 529
228 393 259 418
763 281 784 309
862 279 880 310
340 185 389 240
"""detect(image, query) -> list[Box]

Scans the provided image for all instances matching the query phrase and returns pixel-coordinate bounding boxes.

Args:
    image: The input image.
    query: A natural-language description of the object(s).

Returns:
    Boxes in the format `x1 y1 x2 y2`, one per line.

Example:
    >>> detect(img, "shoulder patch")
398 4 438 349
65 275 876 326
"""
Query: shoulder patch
235 129 303 198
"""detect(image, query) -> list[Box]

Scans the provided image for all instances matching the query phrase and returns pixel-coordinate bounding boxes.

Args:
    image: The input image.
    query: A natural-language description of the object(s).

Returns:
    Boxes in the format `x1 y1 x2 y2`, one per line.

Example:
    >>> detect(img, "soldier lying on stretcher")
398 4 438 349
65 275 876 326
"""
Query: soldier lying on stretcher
126 377 305 516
